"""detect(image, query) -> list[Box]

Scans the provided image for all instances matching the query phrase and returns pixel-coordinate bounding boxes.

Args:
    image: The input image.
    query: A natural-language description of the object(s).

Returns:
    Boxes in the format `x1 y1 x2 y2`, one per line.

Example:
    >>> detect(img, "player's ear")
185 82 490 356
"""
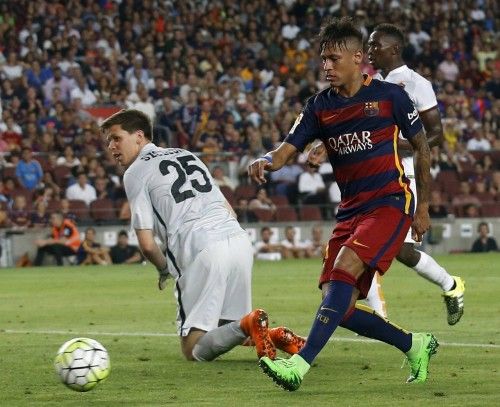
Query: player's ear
353 49 363 65
135 130 145 144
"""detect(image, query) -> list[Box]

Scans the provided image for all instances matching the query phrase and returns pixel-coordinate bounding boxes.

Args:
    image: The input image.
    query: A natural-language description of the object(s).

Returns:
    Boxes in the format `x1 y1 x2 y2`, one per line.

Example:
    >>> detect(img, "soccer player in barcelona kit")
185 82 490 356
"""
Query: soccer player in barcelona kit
249 18 438 391
308 24 465 325
101 109 304 362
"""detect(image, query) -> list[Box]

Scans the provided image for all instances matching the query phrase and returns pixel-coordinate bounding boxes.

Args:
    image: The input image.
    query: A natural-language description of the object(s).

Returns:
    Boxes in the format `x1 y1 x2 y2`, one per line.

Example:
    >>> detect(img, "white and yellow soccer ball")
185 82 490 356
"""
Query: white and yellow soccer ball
54 337 110 392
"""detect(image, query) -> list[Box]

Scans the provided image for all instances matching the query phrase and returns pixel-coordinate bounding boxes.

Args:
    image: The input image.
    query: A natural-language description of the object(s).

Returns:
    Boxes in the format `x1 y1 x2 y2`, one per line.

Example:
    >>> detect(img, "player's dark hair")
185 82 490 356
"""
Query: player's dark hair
118 230 128 237
373 23 405 48
318 17 363 52
100 109 153 141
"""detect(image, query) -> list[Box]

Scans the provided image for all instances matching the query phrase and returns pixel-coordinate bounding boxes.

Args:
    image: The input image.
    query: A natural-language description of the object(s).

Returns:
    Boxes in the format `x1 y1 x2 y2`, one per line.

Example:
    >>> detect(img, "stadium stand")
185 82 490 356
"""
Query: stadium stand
0 0 497 231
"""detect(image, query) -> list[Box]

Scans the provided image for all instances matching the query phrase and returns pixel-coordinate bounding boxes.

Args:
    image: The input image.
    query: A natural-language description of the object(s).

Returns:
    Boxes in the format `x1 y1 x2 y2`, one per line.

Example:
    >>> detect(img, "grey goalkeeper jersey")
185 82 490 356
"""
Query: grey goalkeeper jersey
124 143 243 270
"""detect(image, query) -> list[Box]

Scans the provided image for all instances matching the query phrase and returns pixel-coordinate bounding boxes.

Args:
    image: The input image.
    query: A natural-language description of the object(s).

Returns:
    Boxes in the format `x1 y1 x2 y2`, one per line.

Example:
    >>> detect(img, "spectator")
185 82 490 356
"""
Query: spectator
471 222 498 253
463 203 481 218
65 172 97 206
15 147 43 191
254 226 284 261
127 83 156 122
437 51 460 82
466 131 492 152
269 156 302 203
34 212 81 266
0 207 12 228
303 224 326 258
452 181 482 216
30 201 50 228
1 52 23 80
211 165 236 191
110 230 143 264
280 225 307 259
248 188 277 216
94 176 115 200
234 198 257 223
0 116 22 151
429 191 449 219
196 119 224 153
42 67 72 104
59 198 78 223
9 195 31 229
70 74 97 107
297 165 327 205
56 145 81 168
76 227 112 266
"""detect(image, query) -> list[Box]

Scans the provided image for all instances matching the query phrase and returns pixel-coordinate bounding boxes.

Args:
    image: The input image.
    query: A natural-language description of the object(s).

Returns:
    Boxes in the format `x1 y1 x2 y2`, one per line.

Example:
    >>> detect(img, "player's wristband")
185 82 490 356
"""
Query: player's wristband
260 155 273 164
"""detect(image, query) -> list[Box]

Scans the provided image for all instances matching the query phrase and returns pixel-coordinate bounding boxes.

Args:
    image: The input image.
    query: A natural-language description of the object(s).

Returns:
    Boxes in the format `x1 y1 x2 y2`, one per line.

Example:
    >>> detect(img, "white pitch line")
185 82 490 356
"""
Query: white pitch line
2 329 499 349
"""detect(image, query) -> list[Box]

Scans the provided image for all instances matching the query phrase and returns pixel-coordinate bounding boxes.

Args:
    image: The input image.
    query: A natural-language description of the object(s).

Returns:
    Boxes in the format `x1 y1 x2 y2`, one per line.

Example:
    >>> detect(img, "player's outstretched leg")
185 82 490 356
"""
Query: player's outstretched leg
240 309 276 359
269 327 306 355
341 304 439 383
259 279 355 391
398 245 465 325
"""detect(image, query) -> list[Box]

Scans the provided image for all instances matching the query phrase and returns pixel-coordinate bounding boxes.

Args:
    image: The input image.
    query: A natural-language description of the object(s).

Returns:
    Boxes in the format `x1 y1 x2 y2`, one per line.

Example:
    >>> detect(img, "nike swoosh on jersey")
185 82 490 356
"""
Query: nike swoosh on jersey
352 239 370 248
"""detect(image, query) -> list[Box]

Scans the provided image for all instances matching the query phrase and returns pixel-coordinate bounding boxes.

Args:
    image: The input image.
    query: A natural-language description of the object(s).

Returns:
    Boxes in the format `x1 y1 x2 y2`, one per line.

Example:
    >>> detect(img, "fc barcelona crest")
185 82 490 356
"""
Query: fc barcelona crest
364 101 379 117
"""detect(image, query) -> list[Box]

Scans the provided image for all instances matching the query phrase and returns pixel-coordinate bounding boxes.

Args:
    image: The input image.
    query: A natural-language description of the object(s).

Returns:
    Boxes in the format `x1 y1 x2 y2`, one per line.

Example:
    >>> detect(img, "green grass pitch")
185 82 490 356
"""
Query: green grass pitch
1 253 499 406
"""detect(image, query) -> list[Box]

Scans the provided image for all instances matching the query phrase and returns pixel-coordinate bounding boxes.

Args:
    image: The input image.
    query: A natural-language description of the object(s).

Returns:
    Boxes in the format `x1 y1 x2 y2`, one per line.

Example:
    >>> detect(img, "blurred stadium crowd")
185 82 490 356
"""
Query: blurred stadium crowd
0 0 498 229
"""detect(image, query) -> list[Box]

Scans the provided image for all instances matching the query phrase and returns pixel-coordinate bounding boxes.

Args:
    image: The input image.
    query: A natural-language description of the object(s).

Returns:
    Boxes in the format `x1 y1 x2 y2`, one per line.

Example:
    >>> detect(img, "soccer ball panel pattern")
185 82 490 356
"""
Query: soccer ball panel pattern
54 337 110 392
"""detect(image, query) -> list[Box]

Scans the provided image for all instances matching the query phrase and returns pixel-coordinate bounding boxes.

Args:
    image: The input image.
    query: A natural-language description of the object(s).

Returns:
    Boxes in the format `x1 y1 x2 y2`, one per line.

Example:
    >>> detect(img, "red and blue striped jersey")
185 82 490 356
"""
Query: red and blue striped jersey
285 75 423 220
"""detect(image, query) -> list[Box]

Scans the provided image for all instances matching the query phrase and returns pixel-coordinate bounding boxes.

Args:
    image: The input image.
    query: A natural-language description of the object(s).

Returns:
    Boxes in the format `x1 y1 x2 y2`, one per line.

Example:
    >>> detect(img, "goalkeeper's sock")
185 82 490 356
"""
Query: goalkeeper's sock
299 276 354 364
341 303 412 353
192 321 247 361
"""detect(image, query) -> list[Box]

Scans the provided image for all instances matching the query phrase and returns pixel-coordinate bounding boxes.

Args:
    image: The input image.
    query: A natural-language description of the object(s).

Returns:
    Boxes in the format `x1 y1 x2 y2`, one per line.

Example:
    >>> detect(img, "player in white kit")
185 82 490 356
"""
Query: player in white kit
305 25 465 325
365 24 464 324
101 109 305 361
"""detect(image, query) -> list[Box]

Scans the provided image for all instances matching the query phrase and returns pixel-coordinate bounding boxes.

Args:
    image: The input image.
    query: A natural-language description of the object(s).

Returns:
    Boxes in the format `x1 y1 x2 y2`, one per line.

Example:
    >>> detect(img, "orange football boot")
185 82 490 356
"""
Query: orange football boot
269 327 306 355
240 309 276 359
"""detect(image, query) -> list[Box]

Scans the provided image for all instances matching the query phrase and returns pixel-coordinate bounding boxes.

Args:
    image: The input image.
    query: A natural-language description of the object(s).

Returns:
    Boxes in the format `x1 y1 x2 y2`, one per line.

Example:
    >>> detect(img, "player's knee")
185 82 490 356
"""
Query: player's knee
333 247 364 279
396 244 420 267
181 345 196 361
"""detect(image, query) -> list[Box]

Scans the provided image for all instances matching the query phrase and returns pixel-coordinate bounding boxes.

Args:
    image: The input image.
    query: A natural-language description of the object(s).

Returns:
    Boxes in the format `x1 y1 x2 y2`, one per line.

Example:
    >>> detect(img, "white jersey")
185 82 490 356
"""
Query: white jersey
124 143 243 271
373 65 437 176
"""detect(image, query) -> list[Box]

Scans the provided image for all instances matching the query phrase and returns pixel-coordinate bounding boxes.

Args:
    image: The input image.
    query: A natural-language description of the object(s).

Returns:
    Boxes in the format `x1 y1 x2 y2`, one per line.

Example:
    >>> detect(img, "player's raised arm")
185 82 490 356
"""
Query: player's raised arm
408 129 431 242
247 142 298 185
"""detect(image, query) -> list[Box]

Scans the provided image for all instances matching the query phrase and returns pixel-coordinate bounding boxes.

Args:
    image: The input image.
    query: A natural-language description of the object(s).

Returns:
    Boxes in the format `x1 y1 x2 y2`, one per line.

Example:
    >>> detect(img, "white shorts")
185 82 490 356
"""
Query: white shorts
174 232 253 336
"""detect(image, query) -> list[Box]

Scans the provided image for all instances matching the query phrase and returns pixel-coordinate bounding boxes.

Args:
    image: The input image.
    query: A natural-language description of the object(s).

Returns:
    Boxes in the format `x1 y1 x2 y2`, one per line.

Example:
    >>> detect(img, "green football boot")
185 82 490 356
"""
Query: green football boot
405 332 439 383
259 354 310 391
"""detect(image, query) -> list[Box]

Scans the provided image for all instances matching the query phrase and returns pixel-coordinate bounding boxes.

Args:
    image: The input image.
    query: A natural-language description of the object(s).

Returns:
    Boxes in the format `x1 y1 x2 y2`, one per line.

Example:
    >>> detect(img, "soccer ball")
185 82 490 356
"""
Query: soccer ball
54 337 110 392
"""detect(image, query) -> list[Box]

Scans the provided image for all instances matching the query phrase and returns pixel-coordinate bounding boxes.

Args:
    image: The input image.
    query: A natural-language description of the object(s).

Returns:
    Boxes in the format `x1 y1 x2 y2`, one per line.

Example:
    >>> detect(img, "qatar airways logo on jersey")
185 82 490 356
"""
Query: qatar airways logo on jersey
327 131 373 155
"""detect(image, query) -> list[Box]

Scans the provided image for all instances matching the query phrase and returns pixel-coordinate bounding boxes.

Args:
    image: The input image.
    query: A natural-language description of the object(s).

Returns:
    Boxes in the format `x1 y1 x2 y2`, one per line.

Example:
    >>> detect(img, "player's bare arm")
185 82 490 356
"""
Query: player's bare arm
398 106 443 153
248 142 297 185
135 228 169 290
407 129 431 242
